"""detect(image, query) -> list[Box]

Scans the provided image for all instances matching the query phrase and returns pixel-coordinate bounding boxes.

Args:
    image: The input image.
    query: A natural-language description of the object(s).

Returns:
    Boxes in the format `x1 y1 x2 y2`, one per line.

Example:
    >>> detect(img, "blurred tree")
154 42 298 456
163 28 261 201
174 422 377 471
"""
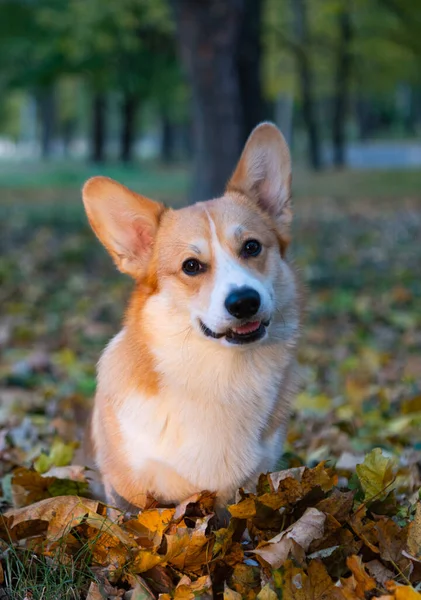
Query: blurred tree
237 0 266 144
0 0 184 163
332 1 353 168
291 0 322 170
172 0 244 201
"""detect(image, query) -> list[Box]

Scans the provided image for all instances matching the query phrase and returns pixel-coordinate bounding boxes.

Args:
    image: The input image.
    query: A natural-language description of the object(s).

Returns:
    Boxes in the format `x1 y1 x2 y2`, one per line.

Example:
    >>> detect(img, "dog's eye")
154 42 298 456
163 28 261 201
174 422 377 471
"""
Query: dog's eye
182 258 205 276
241 239 262 258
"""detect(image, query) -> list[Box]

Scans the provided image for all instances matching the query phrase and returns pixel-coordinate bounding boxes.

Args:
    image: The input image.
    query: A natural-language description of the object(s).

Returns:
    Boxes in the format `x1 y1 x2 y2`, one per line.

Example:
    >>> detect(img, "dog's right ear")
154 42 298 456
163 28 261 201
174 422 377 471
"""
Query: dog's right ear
82 176 165 279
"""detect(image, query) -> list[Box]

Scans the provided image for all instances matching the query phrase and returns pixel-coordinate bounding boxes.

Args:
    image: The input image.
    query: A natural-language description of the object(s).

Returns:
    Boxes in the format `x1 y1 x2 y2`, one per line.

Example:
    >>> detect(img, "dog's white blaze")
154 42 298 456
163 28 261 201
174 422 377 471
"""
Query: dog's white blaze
205 211 271 332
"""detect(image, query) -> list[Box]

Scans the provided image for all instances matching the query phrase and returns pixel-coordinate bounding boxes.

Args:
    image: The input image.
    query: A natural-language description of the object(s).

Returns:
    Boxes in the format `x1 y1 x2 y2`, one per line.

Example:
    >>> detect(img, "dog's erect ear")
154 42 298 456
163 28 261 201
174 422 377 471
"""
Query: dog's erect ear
227 122 292 236
82 176 165 279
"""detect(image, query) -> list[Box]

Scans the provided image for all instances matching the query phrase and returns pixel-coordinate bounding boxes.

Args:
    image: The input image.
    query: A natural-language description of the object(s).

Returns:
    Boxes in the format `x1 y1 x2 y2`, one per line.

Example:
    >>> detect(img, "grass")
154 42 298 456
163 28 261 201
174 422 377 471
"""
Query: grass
2 544 97 599
0 160 420 208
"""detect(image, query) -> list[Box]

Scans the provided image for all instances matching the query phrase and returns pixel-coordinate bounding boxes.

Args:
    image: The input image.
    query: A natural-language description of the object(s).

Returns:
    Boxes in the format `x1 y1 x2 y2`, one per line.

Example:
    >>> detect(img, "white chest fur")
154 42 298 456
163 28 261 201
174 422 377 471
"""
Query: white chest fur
116 339 288 500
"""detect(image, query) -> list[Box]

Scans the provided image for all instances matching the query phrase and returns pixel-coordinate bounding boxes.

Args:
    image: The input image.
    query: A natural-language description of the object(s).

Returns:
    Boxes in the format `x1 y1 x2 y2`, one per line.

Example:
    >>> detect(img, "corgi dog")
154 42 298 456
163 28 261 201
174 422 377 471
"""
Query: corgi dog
82 122 301 511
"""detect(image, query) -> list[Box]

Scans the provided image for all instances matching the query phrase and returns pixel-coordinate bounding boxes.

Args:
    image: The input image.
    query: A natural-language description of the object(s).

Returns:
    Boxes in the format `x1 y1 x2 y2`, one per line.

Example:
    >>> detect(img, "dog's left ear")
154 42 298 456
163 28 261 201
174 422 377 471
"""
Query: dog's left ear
227 122 292 244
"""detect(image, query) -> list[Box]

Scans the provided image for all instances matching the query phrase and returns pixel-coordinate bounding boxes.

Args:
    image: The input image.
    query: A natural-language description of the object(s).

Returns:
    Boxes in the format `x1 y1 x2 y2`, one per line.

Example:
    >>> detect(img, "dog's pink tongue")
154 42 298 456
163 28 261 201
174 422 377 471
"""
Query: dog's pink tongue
233 321 261 335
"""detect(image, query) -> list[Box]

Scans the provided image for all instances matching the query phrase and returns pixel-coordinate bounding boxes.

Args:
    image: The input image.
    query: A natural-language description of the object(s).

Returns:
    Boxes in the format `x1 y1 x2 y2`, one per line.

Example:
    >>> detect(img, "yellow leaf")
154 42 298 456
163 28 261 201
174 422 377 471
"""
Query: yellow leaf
341 555 376 598
132 549 163 573
228 497 256 519
295 392 331 414
356 448 395 502
224 585 242 600
385 582 421 600
173 575 212 599
257 584 278 600
136 508 175 549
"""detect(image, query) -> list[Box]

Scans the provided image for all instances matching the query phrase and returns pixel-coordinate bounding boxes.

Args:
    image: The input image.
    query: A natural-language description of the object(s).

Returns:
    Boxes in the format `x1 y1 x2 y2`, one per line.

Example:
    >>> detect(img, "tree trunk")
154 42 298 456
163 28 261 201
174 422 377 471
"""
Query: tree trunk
161 113 176 164
91 92 107 163
275 93 294 146
237 0 265 143
120 93 139 163
332 2 353 168
37 87 55 159
356 94 376 141
172 0 244 201
291 0 322 171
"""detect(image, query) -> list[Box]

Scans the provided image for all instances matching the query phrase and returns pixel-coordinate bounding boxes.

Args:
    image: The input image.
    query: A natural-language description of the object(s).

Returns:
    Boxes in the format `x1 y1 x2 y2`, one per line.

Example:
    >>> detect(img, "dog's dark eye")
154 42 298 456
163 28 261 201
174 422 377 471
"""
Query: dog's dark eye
241 239 262 258
182 258 205 276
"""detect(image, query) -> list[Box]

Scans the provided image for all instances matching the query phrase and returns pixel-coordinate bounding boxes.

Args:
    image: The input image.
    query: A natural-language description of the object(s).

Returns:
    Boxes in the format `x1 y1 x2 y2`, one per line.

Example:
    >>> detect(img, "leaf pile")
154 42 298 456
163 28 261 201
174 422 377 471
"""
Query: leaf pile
1 456 421 598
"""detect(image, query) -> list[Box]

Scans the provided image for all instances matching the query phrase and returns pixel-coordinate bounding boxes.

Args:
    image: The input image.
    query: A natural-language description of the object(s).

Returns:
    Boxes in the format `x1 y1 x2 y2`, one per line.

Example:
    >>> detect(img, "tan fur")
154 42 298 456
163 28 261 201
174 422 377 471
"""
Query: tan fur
81 123 302 509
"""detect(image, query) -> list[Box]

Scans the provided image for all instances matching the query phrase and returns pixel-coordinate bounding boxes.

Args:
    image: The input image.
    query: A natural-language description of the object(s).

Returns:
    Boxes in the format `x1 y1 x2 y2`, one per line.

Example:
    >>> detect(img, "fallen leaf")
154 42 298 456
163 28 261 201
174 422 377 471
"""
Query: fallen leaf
384 582 421 599
253 508 326 568
228 497 256 519
356 448 395 502
223 585 242 600
280 559 344 599
408 502 421 558
86 582 105 600
172 575 212 599
256 584 278 599
365 559 395 586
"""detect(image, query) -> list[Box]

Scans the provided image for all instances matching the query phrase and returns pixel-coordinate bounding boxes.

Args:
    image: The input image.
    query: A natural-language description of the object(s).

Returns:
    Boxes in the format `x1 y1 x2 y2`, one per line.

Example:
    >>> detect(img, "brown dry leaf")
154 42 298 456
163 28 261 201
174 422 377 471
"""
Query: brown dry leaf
166 516 212 572
340 555 376 599
365 559 395 586
301 462 338 494
349 506 380 554
269 467 306 491
408 502 421 558
253 508 326 568
173 491 216 521
172 575 212 599
375 517 410 570
10 467 56 507
5 494 136 563
126 574 156 600
229 563 260 599
86 582 105 600
281 559 345 600
5 495 100 541
0 561 4 585
315 489 354 523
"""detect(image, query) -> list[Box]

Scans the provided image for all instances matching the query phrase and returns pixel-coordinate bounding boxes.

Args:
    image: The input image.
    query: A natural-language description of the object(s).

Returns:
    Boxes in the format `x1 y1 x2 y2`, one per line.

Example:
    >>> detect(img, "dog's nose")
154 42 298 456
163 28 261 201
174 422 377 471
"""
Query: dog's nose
225 287 261 319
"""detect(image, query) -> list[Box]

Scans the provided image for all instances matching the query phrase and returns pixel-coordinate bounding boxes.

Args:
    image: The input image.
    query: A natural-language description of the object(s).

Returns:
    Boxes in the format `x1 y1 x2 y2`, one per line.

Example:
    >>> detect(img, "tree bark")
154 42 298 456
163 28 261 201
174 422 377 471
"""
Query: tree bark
291 0 322 171
91 92 107 163
120 93 139 163
37 87 55 159
332 2 353 168
237 0 265 144
161 113 176 164
172 0 244 201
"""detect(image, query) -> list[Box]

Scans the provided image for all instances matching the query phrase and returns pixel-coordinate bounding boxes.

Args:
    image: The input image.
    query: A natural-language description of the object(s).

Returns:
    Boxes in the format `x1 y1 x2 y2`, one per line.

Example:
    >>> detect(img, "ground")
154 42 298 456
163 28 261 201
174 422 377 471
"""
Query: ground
0 163 420 599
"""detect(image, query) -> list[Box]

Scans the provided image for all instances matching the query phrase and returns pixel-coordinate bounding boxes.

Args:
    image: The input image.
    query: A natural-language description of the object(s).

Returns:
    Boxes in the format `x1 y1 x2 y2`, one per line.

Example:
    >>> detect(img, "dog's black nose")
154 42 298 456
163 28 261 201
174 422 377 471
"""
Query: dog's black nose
225 287 261 319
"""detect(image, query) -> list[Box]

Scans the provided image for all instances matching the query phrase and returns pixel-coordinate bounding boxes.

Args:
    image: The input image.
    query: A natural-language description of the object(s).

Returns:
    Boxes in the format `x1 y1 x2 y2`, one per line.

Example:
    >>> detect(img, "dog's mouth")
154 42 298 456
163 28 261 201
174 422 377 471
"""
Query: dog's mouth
199 319 269 345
